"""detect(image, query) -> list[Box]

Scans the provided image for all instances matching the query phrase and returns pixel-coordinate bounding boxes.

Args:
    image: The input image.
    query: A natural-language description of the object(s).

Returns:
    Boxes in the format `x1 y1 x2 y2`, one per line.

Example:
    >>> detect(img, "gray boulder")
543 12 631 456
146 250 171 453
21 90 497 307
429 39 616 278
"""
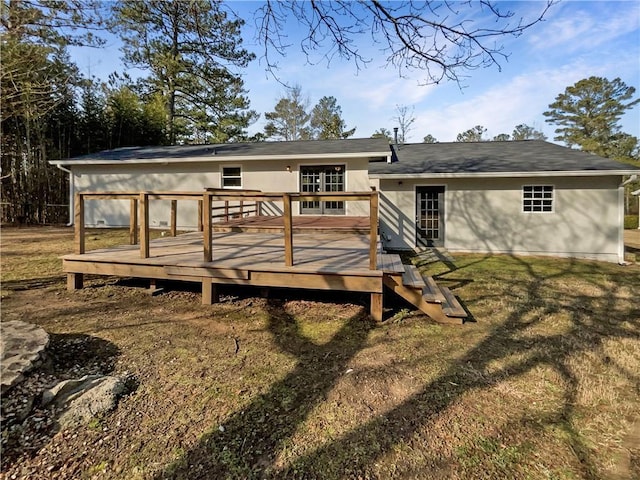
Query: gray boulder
0 320 49 393
42 374 127 428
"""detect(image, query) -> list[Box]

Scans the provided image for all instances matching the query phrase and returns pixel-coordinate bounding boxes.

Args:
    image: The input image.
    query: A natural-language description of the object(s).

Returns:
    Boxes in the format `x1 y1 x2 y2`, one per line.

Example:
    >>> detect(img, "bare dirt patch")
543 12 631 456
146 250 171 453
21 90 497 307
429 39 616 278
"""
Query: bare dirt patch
1 227 639 479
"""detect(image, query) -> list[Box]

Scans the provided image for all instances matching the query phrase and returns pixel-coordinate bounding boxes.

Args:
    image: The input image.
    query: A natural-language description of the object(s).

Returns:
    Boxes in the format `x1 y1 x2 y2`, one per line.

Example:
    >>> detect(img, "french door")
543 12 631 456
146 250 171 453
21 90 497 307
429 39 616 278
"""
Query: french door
300 165 345 214
416 186 445 247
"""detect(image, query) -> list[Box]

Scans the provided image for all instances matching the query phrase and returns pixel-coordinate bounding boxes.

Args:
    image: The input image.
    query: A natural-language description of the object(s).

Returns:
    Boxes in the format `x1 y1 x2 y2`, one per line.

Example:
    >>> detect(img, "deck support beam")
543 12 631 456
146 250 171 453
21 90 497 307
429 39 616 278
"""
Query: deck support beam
370 292 383 321
283 193 293 266
139 192 150 258
203 193 213 262
74 193 85 254
201 278 219 305
369 190 378 270
67 273 83 291
129 198 138 245
170 200 177 236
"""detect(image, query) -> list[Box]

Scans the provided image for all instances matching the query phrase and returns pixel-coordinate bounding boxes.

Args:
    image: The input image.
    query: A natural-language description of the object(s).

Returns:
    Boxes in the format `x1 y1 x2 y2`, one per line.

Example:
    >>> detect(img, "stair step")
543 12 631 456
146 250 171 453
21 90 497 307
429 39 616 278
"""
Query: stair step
378 253 405 273
440 286 468 318
402 264 426 288
422 276 446 304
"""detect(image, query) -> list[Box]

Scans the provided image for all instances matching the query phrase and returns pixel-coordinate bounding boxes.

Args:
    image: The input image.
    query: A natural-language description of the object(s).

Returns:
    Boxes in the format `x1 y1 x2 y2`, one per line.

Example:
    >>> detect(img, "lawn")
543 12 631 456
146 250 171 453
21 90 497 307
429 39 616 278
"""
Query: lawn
1 226 639 479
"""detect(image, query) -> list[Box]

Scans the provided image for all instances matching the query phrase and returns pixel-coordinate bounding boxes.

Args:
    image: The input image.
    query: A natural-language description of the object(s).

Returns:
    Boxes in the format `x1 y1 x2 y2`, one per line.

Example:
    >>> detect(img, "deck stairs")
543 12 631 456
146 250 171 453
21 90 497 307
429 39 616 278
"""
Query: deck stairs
378 254 467 324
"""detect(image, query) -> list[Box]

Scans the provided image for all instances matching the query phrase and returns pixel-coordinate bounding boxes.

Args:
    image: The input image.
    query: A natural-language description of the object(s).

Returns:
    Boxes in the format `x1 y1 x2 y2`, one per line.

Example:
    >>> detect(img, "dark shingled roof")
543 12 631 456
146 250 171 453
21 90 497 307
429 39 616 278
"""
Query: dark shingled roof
63 138 390 162
369 140 637 175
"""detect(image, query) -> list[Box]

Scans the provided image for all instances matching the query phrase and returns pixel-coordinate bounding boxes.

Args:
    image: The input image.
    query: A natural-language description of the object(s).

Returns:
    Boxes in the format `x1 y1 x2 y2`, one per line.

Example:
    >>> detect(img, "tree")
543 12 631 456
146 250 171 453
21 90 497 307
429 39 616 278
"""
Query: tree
492 133 511 142
78 78 108 154
1 0 104 223
456 125 487 142
423 134 438 143
112 0 256 144
254 1 552 85
264 85 311 141
371 128 393 142
393 105 416 144
543 77 639 155
309 96 356 140
511 124 546 141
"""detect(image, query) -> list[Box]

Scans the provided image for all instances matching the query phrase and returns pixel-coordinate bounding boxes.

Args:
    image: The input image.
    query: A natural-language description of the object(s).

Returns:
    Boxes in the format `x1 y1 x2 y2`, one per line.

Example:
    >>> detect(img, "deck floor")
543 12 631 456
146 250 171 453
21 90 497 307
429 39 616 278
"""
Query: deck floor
64 231 384 275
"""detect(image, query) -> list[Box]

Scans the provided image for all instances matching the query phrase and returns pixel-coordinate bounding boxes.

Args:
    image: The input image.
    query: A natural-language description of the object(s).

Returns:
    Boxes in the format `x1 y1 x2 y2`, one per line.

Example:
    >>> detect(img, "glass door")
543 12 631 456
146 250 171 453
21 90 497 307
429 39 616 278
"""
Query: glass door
300 165 345 214
416 186 445 247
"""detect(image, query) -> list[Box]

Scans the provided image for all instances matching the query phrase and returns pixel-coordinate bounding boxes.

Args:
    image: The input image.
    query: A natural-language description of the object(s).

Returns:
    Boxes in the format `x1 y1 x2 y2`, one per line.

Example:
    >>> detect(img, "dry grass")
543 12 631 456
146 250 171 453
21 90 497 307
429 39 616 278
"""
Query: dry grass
1 226 639 479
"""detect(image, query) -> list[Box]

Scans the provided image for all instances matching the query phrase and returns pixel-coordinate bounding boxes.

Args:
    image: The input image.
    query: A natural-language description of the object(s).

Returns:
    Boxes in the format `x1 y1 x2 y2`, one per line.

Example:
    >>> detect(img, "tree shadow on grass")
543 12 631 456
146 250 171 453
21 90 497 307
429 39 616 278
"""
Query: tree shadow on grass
155 256 639 479
156 299 375 479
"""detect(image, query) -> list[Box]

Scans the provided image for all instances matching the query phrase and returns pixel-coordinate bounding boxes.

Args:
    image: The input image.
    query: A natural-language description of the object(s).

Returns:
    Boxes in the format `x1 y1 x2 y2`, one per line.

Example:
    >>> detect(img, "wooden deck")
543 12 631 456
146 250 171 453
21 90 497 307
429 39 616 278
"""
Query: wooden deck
63 231 405 312
66 190 468 323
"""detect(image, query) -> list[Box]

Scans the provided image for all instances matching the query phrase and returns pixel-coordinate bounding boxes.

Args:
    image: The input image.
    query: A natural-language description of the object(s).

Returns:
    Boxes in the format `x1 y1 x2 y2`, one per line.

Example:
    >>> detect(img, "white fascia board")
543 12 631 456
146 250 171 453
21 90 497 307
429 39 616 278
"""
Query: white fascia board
368 170 639 179
50 151 391 167
632 189 640 195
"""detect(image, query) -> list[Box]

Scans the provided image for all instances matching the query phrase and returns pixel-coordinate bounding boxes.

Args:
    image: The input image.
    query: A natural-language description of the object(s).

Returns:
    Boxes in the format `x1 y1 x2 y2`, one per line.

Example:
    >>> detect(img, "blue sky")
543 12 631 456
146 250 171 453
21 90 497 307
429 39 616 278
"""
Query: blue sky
71 1 640 143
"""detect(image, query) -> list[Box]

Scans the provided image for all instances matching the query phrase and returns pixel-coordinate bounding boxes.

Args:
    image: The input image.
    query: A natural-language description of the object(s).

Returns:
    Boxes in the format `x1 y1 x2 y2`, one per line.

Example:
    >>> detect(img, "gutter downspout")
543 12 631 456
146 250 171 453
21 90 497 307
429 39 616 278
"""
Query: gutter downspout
55 164 74 226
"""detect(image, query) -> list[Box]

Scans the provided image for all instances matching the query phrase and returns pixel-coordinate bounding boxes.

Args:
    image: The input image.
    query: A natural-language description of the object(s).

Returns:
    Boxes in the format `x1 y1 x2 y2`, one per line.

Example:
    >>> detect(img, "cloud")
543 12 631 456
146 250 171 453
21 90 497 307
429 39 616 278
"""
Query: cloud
412 51 640 142
528 2 639 53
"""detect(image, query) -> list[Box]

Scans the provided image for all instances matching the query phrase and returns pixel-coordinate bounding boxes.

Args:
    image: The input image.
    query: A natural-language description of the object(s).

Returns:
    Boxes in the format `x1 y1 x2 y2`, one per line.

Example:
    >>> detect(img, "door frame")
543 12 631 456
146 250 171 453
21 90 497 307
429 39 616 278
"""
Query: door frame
297 163 347 215
415 184 447 248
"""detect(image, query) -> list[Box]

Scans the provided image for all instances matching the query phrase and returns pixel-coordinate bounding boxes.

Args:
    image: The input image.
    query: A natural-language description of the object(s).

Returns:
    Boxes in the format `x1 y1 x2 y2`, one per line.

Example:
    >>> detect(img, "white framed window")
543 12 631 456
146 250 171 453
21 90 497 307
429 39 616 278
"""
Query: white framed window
523 185 554 212
221 166 242 188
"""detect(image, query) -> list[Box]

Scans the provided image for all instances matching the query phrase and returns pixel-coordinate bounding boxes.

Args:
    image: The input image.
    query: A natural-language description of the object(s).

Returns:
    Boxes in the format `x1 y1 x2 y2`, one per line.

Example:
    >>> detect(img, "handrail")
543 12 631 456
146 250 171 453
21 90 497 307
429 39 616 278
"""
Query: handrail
74 189 379 270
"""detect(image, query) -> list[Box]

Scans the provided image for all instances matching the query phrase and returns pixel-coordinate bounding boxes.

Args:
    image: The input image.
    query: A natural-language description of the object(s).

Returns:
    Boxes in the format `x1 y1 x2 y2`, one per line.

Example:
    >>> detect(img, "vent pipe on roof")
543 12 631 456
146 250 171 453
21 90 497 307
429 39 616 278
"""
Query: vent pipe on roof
393 127 399 147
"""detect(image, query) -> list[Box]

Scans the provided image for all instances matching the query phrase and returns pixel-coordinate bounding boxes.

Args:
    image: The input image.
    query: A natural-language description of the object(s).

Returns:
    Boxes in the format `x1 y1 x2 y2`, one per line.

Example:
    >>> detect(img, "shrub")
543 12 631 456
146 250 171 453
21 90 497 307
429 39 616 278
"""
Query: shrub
625 215 639 229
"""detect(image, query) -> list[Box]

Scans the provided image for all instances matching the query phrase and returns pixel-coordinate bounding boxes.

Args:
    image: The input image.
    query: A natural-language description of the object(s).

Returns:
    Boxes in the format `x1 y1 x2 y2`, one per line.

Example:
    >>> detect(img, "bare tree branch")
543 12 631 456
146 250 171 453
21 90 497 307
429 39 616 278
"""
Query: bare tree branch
254 0 554 86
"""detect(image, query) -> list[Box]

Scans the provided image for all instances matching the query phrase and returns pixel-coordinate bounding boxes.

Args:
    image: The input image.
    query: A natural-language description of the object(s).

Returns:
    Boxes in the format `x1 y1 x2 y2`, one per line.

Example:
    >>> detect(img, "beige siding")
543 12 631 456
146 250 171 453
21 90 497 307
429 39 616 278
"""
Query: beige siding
379 176 622 262
74 157 372 228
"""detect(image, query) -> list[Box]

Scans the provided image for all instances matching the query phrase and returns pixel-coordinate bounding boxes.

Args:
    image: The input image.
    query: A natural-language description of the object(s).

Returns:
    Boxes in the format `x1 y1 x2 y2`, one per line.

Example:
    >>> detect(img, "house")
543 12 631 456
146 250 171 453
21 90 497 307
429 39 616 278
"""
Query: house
51 138 639 263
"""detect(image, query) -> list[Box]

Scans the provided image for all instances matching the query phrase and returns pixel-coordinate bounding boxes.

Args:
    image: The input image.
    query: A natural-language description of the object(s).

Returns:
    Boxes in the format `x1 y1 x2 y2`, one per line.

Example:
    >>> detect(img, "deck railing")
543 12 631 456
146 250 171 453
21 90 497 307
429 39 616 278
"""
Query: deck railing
73 189 379 270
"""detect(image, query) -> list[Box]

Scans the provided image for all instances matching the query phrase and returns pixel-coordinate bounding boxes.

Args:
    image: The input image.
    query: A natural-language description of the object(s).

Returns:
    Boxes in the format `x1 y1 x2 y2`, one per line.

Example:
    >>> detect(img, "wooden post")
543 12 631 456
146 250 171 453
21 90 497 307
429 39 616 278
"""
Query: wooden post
256 200 262 216
139 192 150 258
283 193 293 267
201 278 219 305
239 200 244 217
170 200 177 236
197 200 203 232
74 193 85 254
67 273 83 291
369 190 379 270
203 193 212 262
370 293 383 321
224 200 229 222
129 198 138 245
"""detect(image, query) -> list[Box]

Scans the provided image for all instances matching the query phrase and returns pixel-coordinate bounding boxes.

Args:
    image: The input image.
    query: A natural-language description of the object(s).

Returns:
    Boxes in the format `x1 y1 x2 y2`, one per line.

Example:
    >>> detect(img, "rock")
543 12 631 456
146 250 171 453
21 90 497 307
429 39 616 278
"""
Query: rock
42 375 128 428
0 321 49 393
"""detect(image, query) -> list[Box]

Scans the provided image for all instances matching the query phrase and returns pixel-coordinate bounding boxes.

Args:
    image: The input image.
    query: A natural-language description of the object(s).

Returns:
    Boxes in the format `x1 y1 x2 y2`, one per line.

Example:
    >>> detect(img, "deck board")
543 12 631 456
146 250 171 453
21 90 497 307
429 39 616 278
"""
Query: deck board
63 231 381 276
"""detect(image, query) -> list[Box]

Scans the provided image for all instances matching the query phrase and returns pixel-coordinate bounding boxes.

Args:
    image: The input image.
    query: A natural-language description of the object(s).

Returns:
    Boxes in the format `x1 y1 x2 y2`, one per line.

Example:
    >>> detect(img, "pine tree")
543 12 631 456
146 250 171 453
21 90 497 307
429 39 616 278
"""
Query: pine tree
310 96 355 140
544 77 639 155
264 86 311 141
112 0 256 144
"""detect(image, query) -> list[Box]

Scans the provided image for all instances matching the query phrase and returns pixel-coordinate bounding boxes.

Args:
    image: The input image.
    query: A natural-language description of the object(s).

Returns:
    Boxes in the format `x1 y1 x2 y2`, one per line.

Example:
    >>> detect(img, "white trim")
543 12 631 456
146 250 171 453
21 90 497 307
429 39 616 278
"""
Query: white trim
522 184 555 214
618 185 625 263
221 165 243 189
369 170 639 179
50 151 390 167
414 183 447 248
297 162 347 215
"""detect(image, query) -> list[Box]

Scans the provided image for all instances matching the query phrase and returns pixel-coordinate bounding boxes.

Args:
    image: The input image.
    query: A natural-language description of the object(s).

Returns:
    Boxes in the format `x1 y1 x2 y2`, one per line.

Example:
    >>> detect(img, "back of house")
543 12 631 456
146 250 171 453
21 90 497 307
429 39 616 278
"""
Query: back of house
51 138 639 263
